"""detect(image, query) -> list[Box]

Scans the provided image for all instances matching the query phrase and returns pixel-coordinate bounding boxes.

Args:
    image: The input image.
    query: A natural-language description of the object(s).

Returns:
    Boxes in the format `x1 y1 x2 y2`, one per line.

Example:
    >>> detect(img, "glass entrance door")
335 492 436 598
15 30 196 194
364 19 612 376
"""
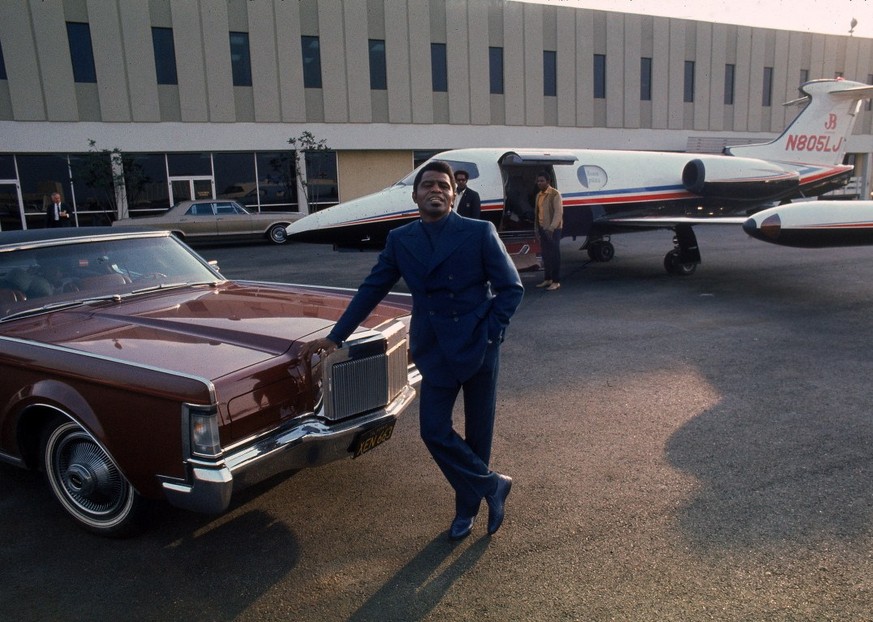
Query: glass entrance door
0 183 24 231
169 177 214 205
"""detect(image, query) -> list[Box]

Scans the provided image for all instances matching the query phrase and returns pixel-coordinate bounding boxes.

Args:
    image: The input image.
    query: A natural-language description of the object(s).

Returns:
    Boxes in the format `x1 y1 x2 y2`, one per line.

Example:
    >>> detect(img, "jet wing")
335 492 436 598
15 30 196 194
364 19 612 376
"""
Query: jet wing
602 215 748 228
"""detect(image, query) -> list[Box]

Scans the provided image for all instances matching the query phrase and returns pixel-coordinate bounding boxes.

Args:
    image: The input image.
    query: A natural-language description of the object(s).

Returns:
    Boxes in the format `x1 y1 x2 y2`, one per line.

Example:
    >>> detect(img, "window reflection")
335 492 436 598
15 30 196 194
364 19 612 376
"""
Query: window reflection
256 152 298 211
167 153 211 176
302 36 322 88
152 27 178 85
215 152 257 205
127 154 170 213
229 32 252 87
1 149 339 226
69 152 114 224
16 155 70 228
66 22 97 83
304 151 338 208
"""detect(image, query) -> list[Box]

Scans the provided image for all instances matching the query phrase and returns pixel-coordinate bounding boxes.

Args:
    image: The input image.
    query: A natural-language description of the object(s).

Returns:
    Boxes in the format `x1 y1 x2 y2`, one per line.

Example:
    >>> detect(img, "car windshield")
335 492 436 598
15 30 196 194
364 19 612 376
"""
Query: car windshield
0 234 221 320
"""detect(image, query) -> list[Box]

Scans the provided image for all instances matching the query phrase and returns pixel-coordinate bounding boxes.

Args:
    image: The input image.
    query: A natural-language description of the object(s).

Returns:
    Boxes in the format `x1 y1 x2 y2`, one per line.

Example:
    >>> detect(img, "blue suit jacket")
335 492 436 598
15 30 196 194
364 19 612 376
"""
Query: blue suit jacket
456 187 481 220
329 211 524 386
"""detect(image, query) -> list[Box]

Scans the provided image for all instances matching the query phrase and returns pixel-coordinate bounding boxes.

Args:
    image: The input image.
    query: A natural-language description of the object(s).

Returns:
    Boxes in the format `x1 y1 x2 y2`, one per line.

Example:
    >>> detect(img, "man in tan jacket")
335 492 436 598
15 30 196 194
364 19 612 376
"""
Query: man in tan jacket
535 172 563 291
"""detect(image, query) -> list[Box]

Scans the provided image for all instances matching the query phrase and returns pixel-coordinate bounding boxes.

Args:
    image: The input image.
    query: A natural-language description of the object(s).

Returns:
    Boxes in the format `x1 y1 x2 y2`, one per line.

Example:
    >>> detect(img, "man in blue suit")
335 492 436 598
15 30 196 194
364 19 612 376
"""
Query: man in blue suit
314 160 524 540
454 169 481 219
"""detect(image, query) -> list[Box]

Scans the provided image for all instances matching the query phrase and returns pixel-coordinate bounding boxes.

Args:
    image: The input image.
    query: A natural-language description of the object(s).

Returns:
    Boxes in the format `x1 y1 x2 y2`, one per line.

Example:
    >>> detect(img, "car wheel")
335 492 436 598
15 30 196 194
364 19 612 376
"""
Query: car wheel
41 417 144 537
268 224 288 244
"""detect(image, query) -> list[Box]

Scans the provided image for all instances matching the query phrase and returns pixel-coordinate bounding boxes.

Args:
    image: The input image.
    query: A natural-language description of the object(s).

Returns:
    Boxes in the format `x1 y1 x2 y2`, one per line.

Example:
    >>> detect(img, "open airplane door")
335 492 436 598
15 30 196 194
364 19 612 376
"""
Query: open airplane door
498 151 578 272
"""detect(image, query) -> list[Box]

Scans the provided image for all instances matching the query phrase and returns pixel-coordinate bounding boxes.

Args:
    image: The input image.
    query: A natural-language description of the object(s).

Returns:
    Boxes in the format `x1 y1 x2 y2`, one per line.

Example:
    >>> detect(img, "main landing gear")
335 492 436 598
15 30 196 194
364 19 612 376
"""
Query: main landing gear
585 237 615 262
583 225 701 275
663 225 700 276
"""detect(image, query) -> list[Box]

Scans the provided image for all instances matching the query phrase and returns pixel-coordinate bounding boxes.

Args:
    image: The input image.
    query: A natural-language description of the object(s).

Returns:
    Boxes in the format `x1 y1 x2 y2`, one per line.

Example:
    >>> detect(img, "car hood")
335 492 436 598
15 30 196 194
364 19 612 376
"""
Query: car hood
1 282 406 380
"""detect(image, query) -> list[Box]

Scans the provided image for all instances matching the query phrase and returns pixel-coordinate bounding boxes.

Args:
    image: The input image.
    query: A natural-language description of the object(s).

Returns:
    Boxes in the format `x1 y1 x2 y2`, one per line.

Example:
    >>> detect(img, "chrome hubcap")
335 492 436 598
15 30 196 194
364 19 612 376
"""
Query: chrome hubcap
54 431 126 516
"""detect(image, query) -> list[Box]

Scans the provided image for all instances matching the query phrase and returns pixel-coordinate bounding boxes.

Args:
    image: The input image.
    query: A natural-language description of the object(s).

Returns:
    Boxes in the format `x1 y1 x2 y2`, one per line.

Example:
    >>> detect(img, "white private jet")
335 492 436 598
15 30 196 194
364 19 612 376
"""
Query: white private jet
287 78 873 275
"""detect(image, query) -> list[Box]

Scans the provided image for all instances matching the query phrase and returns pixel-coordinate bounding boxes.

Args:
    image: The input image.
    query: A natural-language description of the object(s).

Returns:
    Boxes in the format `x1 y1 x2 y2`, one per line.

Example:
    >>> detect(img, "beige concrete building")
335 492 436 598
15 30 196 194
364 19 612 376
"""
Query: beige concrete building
0 0 871 229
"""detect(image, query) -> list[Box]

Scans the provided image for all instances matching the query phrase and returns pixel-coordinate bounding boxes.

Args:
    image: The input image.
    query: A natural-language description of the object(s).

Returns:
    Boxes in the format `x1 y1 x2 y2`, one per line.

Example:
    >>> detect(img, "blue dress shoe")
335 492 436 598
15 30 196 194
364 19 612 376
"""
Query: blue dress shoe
486 474 512 535
448 514 475 540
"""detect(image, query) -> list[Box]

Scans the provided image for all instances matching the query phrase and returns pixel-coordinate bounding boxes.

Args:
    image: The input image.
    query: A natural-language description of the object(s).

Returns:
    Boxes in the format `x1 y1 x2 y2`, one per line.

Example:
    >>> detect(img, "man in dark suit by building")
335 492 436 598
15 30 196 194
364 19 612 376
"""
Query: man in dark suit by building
454 169 481 219
310 161 523 540
45 192 73 228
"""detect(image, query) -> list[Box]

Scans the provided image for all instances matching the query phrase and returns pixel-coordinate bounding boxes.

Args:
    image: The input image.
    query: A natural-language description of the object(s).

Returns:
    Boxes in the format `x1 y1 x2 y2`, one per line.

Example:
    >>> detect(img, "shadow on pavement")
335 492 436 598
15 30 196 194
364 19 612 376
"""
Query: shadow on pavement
348 535 491 622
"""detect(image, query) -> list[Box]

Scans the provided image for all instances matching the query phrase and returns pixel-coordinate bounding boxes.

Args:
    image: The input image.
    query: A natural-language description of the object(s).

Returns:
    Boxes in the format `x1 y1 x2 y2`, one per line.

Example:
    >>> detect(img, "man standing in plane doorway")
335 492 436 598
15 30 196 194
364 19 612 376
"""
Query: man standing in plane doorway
454 169 481 219
535 172 563 291
309 160 524 541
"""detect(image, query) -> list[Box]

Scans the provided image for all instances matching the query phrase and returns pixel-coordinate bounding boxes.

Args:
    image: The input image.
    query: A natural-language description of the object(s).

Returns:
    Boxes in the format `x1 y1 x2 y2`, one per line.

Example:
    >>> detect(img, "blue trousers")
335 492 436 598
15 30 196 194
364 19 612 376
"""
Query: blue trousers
418 342 501 517
539 228 562 282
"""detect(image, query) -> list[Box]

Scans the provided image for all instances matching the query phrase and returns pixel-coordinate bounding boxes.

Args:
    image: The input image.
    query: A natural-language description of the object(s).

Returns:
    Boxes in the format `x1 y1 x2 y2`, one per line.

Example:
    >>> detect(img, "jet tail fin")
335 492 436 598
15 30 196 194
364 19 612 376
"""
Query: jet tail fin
726 79 873 166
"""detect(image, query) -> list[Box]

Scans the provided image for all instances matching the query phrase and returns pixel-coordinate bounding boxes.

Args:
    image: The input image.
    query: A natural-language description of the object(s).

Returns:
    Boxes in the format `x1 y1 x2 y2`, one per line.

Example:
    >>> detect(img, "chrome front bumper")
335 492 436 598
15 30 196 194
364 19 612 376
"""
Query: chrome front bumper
160 381 418 514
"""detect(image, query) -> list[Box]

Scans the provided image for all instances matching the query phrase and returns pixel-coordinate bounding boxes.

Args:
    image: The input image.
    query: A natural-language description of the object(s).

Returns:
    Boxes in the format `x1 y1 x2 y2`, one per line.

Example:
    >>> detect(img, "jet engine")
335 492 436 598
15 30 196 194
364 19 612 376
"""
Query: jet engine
681 157 800 203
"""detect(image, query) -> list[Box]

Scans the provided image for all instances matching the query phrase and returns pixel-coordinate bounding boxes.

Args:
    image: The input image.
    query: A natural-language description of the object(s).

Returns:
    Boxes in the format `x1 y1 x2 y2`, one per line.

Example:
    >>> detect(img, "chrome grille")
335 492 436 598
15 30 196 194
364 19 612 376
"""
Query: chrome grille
329 354 388 418
323 320 409 421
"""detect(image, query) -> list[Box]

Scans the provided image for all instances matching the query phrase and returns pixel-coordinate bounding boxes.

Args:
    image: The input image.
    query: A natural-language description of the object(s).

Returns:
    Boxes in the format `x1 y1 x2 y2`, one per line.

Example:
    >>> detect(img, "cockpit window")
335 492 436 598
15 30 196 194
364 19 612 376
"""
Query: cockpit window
395 160 481 186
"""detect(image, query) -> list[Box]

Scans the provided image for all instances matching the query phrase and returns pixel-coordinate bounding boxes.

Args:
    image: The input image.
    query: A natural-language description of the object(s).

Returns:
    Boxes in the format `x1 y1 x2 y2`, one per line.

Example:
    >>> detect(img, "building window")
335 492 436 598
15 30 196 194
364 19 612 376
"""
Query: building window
431 43 447 92
214 153 256 204
0 155 14 178
543 50 557 97
593 54 606 99
724 64 735 105
304 151 338 207
489 46 504 94
229 32 252 87
684 61 695 103
763 66 773 107
66 22 97 83
256 152 298 210
368 39 387 90
0 40 6 80
151 27 177 85
640 57 652 101
800 69 809 85
301 36 322 88
167 153 212 177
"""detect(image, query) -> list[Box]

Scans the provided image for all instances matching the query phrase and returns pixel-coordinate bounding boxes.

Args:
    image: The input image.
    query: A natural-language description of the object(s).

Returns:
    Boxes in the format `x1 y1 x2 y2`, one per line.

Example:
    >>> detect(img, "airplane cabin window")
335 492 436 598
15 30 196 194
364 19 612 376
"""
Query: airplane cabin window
577 165 608 190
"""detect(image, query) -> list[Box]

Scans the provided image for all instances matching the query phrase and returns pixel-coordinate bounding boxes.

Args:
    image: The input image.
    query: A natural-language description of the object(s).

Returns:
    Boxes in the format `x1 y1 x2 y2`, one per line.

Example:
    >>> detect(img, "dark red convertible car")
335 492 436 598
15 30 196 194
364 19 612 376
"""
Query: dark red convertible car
0 228 419 536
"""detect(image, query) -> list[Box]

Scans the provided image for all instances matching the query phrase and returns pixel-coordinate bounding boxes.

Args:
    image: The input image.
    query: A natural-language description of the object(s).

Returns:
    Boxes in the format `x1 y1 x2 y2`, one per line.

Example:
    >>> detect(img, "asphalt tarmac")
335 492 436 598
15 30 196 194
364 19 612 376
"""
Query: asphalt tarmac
3 226 873 621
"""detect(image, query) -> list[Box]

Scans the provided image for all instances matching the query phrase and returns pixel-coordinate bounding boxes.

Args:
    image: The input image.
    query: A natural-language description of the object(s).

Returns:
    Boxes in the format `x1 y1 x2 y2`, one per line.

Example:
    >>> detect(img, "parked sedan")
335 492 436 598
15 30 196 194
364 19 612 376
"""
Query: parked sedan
112 199 303 245
0 228 419 536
